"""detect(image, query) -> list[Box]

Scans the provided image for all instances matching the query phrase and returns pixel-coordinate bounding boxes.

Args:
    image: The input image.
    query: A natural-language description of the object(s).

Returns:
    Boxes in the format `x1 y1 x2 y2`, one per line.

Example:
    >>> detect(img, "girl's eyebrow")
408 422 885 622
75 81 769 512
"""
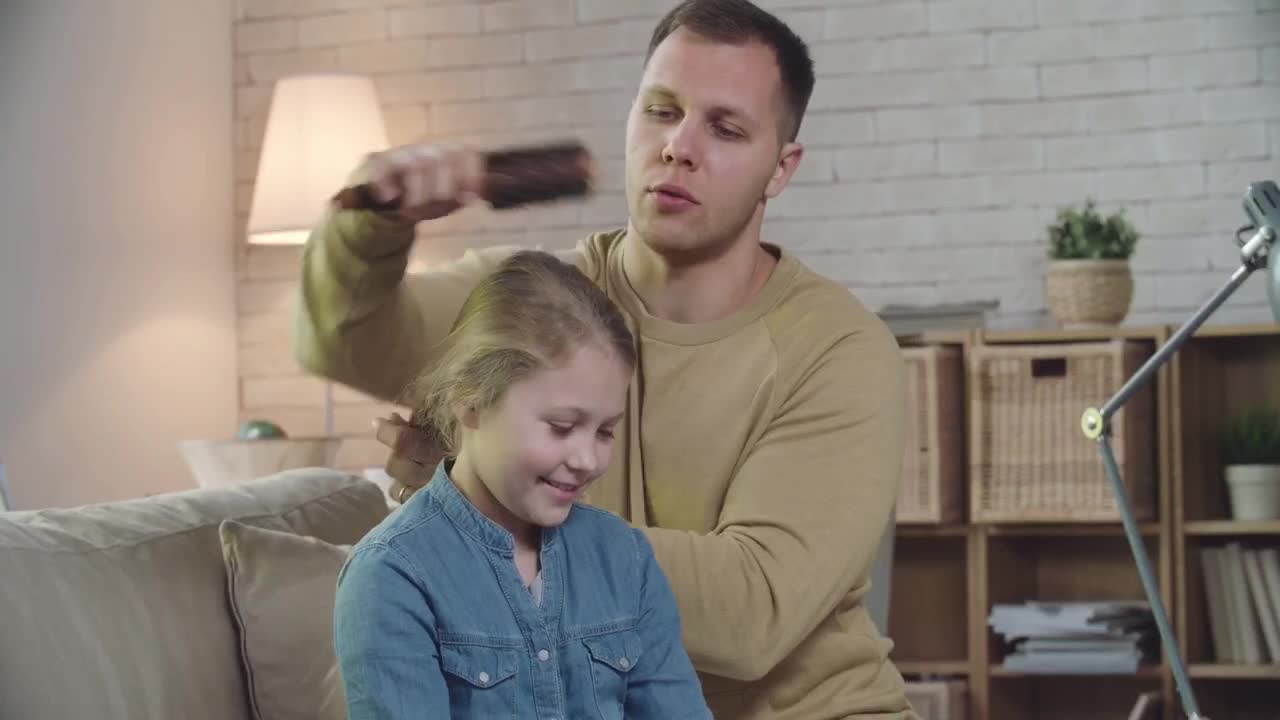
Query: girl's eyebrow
544 407 625 425
543 407 588 422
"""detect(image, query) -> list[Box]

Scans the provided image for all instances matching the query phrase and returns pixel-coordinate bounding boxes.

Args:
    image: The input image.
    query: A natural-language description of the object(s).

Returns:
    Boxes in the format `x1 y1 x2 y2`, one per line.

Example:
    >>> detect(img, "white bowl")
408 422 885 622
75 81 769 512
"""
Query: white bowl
179 437 342 489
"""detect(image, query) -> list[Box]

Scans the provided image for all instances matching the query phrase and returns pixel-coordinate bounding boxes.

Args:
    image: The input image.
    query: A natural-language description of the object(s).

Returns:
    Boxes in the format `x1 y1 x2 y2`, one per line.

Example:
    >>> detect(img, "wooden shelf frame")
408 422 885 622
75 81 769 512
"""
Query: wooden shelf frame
1170 325 1280 720
1183 521 1280 536
1187 663 1280 679
890 324 1280 720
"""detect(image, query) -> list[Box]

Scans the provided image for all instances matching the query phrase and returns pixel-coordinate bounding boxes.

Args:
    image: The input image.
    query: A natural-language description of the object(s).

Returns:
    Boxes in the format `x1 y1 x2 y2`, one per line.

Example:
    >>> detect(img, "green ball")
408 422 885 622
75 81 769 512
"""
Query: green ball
237 419 288 440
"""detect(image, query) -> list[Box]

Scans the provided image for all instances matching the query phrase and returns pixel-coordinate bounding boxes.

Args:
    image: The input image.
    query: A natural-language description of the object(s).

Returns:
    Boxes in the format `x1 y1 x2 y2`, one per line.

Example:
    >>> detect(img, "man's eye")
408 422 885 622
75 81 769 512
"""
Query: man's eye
597 428 616 440
713 125 742 139
646 106 677 120
549 423 574 435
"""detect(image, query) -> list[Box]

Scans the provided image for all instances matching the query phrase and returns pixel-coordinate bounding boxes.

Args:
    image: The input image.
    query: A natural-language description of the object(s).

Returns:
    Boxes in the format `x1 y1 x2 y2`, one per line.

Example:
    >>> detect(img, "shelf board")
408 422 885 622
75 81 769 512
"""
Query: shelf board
896 524 971 538
1190 322 1280 339
1188 663 1280 679
985 522 1161 538
1184 520 1280 536
990 664 1163 679
896 329 972 346
897 660 971 676
975 325 1166 344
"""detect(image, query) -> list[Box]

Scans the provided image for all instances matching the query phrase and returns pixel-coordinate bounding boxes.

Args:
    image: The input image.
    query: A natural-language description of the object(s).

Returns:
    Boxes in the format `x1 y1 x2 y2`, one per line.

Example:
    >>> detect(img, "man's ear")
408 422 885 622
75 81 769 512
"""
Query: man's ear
765 141 804 200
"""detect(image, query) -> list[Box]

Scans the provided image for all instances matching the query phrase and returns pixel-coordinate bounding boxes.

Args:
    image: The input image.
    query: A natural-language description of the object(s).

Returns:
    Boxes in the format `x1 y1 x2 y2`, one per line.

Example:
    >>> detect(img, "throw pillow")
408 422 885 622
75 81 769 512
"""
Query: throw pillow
219 519 350 720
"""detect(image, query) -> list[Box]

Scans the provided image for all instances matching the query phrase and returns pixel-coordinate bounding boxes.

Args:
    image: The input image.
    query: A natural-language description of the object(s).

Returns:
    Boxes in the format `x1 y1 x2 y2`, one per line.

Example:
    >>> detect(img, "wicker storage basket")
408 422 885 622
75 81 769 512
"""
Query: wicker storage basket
904 679 967 720
897 345 965 524
968 339 1155 523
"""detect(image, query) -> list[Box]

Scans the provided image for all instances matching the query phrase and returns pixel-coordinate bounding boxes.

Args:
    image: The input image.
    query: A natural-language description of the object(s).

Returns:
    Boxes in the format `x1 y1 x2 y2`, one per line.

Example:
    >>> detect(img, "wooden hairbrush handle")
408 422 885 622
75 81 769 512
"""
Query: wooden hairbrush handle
330 140 595 213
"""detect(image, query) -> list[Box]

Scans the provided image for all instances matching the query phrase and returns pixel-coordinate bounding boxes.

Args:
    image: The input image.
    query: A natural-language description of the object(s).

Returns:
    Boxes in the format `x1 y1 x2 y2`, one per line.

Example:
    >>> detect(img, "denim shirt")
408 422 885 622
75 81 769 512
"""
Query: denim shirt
334 462 712 720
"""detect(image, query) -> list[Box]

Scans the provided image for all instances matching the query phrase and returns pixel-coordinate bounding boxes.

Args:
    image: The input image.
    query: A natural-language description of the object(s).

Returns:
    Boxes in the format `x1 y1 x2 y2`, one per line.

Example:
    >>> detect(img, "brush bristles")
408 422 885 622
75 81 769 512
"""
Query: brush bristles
329 140 595 213
483 141 594 209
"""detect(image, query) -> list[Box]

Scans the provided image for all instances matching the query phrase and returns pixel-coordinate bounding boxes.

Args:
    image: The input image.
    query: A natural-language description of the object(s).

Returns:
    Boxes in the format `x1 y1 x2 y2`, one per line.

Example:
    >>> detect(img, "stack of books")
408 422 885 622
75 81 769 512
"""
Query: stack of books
989 601 1156 674
1200 543 1280 664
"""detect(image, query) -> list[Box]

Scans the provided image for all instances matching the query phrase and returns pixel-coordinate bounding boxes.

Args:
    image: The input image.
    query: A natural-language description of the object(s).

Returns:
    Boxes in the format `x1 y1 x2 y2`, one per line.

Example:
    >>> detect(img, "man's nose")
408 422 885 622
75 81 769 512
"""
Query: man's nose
662 120 700 169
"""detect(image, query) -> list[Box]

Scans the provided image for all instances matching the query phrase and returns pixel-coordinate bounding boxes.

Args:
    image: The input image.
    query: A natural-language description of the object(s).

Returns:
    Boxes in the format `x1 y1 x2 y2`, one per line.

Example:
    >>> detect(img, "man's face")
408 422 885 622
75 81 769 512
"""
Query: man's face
624 27 803 262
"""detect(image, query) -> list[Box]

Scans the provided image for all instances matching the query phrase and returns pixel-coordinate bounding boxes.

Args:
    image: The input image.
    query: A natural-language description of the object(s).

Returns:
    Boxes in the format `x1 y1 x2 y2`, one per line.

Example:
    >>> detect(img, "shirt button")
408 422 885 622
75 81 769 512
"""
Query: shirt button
538 649 550 661
478 672 490 685
619 657 630 669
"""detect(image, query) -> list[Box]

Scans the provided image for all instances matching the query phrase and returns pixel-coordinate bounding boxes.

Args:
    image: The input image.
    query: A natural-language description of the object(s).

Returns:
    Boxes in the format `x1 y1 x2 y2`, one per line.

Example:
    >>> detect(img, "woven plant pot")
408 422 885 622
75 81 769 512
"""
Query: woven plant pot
1046 259 1134 328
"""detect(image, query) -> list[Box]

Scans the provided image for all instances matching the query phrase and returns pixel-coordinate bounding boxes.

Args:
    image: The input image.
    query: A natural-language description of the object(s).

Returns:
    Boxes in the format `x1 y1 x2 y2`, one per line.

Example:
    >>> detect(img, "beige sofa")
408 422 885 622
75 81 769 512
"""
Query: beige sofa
0 469 391 720
0 470 903 720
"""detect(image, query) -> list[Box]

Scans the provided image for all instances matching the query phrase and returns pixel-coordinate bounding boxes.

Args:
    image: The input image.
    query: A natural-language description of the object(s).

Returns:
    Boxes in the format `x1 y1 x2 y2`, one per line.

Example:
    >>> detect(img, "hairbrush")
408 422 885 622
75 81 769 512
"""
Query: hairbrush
330 140 595 213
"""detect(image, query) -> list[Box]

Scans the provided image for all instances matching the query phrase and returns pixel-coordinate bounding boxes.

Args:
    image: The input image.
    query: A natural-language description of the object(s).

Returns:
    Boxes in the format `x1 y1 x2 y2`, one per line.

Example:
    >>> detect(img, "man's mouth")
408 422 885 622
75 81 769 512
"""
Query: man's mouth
650 183 698 204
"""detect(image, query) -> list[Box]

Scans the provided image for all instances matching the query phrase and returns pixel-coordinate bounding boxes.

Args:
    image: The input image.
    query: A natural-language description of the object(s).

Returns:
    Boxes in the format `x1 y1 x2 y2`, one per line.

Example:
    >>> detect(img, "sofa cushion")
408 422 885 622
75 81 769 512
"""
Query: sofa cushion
220 519 349 720
0 468 388 720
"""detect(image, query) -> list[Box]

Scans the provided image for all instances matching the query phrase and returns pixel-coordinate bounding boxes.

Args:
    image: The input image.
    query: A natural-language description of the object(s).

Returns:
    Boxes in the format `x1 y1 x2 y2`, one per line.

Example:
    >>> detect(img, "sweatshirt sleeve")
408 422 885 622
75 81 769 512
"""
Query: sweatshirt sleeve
291 199 518 404
640 321 907 682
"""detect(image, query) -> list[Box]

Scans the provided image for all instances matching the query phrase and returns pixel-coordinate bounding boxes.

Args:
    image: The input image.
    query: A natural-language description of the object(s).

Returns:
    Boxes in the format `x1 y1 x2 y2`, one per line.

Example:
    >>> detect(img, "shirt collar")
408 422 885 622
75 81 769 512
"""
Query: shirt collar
424 460 559 554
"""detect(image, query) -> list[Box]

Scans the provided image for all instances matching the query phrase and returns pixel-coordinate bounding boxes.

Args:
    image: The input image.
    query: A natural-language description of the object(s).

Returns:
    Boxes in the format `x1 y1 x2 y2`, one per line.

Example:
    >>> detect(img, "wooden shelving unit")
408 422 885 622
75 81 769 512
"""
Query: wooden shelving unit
887 323 1280 720
1169 323 1280 720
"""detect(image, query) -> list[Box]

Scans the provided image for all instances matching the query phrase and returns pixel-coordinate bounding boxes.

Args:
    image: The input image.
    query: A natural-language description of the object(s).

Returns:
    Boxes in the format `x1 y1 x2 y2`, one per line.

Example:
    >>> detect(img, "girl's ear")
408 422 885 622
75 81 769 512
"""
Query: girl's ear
457 403 481 430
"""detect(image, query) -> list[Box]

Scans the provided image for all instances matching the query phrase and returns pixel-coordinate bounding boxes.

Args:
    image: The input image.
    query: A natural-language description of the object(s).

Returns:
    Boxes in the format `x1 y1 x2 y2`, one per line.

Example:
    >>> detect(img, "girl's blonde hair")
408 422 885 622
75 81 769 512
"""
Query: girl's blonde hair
404 250 636 456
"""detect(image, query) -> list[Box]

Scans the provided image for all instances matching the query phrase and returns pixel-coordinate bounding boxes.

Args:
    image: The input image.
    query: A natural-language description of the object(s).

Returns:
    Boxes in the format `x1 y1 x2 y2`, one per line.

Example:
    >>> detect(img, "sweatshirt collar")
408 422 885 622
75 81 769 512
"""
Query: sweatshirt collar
605 229 798 347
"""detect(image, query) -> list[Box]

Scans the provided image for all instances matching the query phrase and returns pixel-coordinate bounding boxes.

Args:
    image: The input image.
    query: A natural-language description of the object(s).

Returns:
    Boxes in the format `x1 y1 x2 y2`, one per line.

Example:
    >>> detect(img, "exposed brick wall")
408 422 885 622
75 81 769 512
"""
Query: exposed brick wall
232 0 1280 469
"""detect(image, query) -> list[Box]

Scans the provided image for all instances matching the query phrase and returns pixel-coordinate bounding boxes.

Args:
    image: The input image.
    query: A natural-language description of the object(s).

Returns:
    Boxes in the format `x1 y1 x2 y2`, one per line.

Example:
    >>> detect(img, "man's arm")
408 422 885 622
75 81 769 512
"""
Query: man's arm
292 200 515 404
333 543 451 719
299 146 602 498
641 325 907 682
623 529 713 719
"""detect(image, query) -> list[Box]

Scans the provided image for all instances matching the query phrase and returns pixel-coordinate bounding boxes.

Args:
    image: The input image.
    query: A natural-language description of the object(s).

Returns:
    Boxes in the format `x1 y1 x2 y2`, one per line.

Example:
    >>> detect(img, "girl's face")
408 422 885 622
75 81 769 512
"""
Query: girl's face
455 343 630 537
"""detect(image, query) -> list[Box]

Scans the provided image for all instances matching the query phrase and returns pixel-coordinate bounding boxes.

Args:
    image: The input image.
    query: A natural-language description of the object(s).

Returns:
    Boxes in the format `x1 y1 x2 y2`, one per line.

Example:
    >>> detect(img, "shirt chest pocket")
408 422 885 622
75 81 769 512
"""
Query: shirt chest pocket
582 630 643 719
439 643 521 718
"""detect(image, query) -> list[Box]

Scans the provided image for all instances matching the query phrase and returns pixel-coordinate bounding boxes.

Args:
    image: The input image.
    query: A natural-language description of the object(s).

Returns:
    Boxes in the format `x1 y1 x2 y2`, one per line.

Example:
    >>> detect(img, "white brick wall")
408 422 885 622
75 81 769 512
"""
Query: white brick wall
233 0 1280 468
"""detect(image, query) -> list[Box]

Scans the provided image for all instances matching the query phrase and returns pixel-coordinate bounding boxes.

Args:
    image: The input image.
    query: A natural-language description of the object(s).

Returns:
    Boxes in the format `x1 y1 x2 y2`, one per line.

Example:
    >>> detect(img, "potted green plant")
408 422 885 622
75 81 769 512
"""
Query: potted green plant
1045 198 1140 327
1219 408 1280 521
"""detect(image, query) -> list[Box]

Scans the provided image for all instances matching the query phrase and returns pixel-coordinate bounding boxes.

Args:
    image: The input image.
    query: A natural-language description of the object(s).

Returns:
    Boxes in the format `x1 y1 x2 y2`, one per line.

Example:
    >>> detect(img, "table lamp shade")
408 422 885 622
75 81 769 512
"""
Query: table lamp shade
247 74 389 245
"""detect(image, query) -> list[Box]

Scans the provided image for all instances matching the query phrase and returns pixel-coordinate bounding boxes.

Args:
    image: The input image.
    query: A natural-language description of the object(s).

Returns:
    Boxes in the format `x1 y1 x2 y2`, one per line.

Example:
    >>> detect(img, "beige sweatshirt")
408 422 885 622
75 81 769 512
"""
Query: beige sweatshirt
294 205 914 719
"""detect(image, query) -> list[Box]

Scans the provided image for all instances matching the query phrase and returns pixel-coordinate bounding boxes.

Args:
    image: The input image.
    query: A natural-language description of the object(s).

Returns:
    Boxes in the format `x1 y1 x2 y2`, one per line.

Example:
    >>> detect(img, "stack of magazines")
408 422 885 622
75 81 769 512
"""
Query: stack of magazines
989 601 1156 674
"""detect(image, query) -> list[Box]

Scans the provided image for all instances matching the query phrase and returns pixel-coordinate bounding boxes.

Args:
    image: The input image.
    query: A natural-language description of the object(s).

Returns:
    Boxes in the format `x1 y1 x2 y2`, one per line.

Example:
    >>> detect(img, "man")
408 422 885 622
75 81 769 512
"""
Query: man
294 1 913 717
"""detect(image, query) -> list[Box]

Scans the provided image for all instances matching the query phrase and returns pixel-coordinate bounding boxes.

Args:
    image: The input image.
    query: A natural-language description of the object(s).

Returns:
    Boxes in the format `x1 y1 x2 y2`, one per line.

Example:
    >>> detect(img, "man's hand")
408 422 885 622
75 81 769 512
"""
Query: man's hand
361 143 485 225
372 413 445 503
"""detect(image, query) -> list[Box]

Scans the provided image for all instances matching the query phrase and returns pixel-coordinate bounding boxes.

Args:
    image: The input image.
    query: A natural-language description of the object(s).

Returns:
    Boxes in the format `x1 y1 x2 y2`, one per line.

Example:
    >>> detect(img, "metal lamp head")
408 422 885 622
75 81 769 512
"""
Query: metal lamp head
1239 181 1280 321
1269 248 1280 323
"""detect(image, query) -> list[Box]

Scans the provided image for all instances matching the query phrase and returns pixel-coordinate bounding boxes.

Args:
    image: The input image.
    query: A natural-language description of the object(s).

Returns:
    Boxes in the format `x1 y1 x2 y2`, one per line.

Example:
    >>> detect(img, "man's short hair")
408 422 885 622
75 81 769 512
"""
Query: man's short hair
645 0 816 143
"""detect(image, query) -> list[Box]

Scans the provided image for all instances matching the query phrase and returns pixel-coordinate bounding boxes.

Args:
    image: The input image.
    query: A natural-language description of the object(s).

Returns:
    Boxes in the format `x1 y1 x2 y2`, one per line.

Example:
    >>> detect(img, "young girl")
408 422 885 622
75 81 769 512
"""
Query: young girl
333 250 711 719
